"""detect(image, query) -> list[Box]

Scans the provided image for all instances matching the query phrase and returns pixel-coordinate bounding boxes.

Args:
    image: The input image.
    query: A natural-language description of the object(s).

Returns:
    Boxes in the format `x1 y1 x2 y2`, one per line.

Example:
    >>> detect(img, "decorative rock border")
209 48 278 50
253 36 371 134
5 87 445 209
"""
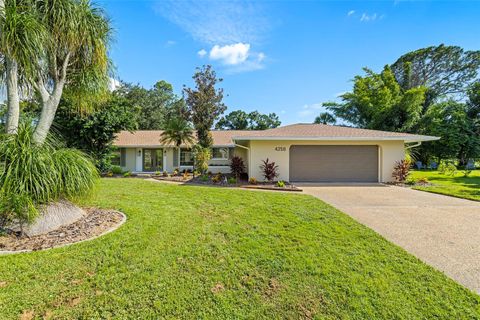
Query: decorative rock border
0 209 126 255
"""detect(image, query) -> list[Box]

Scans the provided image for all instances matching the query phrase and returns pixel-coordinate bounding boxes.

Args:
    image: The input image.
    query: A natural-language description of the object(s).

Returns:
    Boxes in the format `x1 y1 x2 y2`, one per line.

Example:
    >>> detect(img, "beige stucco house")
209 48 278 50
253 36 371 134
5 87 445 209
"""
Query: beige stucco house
113 123 438 183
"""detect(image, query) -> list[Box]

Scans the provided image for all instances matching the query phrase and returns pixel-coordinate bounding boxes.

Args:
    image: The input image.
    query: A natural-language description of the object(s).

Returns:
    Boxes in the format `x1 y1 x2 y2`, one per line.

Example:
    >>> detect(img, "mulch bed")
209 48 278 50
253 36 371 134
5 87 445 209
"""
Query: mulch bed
0 208 125 253
150 175 302 191
242 184 302 192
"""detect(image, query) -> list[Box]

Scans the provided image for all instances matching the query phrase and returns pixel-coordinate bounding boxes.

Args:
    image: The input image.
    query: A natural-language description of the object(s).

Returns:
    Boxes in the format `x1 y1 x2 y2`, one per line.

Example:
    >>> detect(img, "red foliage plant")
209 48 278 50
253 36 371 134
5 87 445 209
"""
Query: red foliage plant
230 156 246 180
392 159 411 182
260 158 279 182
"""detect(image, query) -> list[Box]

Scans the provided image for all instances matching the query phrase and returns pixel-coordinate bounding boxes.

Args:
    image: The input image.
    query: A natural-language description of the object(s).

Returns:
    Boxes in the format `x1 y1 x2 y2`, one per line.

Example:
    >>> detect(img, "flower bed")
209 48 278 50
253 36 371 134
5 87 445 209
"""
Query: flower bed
149 172 302 192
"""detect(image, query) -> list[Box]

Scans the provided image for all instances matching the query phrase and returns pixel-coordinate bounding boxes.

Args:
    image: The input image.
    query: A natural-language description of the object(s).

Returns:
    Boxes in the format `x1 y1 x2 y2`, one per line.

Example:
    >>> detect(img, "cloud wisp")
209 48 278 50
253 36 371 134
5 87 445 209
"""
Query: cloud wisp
347 10 385 22
154 0 271 73
154 0 271 45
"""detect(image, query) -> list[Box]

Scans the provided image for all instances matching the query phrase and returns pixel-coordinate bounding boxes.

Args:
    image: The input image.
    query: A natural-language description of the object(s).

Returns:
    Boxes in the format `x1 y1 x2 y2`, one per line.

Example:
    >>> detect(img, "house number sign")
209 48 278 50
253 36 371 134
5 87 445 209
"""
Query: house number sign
275 146 286 152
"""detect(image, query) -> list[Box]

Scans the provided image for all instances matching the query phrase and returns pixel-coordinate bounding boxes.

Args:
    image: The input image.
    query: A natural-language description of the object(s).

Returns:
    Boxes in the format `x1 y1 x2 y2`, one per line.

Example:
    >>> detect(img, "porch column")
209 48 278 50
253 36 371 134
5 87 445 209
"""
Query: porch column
135 148 143 172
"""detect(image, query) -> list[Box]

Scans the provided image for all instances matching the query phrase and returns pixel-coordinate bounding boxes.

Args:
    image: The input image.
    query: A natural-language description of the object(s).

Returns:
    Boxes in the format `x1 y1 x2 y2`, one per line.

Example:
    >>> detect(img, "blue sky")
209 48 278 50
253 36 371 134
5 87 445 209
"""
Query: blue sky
99 0 480 125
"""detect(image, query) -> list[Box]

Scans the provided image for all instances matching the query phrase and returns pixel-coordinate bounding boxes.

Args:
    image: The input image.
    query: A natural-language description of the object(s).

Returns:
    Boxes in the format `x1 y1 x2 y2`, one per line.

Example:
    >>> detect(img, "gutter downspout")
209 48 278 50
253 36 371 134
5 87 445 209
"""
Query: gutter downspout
405 141 422 149
234 142 251 179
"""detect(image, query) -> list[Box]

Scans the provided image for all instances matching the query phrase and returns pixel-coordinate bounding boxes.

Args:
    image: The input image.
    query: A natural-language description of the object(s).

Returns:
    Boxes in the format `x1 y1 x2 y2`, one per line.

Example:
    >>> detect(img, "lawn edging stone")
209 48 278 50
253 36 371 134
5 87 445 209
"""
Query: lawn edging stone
0 209 127 255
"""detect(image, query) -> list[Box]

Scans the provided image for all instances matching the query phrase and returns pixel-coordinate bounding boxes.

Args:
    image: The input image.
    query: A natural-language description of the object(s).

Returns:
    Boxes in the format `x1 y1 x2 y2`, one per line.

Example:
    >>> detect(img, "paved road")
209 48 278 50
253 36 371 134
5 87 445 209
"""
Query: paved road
301 185 480 294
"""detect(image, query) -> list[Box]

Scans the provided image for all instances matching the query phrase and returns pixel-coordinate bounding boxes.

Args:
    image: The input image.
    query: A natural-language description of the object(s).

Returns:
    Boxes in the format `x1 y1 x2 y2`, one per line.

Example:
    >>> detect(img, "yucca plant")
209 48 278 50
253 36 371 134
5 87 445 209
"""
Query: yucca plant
0 122 98 230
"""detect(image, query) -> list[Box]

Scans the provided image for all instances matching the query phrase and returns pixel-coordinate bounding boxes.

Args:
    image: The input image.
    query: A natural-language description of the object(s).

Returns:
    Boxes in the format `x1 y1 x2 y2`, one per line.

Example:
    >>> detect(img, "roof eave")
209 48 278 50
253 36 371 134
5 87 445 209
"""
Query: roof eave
232 136 441 142
113 144 236 148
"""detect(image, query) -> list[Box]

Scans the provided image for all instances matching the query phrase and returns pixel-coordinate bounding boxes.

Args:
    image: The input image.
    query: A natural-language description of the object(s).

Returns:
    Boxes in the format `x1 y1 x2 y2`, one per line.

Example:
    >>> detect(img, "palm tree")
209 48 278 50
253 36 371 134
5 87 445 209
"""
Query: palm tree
31 0 112 144
160 117 195 148
0 0 44 133
314 112 337 125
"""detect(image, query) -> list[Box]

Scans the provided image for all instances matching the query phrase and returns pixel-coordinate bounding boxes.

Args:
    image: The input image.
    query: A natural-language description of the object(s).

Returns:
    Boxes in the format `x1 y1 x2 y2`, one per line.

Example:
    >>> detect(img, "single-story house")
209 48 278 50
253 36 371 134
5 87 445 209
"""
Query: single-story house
113 123 439 183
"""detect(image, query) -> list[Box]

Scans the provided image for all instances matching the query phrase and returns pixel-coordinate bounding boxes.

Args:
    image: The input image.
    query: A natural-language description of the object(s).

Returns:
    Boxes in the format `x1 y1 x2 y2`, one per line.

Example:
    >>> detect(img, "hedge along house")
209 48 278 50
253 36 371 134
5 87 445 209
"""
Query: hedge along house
113 123 439 183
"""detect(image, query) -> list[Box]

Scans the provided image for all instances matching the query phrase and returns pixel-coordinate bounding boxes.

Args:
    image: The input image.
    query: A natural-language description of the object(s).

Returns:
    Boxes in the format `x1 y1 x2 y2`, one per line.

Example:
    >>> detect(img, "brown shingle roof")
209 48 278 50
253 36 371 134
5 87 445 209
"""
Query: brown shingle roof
114 130 261 147
114 124 439 147
232 123 439 142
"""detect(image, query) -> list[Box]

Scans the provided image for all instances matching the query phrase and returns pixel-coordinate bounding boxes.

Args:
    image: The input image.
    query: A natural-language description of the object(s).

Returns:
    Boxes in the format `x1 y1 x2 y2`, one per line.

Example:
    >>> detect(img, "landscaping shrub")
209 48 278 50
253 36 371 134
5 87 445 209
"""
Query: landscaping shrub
162 171 169 177
392 159 411 182
227 177 237 185
438 162 457 175
200 175 209 182
260 158 279 182
0 123 98 229
212 173 223 184
230 156 246 180
249 177 257 185
111 165 123 175
276 180 285 188
193 146 211 175
405 177 417 186
123 171 131 177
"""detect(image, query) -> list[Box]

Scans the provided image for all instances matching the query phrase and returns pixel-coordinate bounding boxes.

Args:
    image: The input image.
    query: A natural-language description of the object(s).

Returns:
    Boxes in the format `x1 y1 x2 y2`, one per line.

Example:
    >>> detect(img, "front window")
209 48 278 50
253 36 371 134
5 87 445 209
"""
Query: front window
111 148 125 166
180 148 194 166
212 147 229 160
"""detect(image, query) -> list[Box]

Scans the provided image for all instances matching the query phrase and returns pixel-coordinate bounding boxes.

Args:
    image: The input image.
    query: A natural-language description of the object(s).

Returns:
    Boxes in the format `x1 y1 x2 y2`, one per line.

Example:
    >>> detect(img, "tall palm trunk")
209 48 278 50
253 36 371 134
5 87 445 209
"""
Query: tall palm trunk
5 57 20 134
32 82 65 144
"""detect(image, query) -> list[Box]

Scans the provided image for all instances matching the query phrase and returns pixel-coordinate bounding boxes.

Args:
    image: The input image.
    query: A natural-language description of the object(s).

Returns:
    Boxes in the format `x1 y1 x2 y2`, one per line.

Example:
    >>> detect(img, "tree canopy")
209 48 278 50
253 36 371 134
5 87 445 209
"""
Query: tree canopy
0 0 113 144
183 65 227 147
326 66 427 132
53 92 138 171
119 81 184 130
215 110 281 130
390 44 480 106
314 112 336 125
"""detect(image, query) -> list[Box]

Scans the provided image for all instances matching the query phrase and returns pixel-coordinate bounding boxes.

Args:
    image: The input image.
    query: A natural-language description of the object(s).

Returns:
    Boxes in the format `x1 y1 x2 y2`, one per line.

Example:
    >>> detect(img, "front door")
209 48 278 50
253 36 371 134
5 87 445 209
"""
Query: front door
143 149 163 172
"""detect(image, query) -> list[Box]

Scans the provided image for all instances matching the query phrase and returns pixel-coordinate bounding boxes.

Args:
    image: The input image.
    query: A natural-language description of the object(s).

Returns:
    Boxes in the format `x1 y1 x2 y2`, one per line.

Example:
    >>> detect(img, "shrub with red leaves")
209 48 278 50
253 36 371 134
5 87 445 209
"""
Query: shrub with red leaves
260 158 279 182
392 159 411 182
230 156 246 180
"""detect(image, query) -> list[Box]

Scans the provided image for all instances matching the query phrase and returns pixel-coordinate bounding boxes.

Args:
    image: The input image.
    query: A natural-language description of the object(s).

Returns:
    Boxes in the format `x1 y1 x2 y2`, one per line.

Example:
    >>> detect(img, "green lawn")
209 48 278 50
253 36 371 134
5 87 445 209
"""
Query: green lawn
0 179 479 319
410 170 480 201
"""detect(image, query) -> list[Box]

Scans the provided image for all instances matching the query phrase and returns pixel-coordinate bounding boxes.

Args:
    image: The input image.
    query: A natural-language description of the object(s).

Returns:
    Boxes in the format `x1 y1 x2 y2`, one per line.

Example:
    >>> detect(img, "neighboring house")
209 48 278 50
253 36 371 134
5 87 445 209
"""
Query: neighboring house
113 123 439 183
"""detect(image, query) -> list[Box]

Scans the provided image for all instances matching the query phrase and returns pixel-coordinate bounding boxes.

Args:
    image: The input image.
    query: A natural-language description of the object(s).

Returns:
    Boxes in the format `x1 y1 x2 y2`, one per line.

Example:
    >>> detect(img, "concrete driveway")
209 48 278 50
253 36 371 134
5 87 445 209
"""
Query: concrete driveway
302 185 480 294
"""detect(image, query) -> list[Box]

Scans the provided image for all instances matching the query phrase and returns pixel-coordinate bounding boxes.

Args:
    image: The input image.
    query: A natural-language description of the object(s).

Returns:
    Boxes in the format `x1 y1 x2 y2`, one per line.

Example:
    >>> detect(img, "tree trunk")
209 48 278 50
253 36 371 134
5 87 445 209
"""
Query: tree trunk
33 84 64 144
5 57 20 134
33 99 58 144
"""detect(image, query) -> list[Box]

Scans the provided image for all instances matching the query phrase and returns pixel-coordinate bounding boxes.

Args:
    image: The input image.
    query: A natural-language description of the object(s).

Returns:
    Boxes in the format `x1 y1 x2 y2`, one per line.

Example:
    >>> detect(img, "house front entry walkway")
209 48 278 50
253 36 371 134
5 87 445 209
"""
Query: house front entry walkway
301 185 480 294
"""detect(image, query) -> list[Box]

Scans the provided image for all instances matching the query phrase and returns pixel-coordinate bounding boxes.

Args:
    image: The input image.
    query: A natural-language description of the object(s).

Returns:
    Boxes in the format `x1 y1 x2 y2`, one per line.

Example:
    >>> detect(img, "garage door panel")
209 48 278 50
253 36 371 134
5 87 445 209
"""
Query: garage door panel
289 145 378 182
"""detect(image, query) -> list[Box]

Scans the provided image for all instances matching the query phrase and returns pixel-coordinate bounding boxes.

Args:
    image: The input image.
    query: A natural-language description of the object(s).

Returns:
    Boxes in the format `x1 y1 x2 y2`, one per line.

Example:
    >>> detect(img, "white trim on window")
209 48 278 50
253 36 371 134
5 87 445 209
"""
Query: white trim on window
179 148 194 166
211 147 229 160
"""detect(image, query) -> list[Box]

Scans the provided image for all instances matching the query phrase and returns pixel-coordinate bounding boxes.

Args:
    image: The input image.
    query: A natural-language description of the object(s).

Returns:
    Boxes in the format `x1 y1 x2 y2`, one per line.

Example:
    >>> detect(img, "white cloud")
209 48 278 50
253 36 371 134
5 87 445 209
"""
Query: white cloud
223 53 266 74
298 103 326 118
360 13 384 22
347 10 355 16
209 43 250 65
154 0 271 45
197 43 266 73
165 40 176 47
